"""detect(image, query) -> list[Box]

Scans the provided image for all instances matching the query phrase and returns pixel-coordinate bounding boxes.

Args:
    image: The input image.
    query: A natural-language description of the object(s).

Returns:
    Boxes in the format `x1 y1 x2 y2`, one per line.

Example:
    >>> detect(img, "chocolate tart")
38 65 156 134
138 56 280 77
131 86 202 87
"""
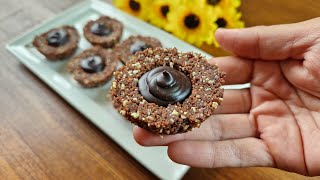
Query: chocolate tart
83 16 123 48
114 35 162 64
111 47 225 135
67 47 117 88
32 25 79 60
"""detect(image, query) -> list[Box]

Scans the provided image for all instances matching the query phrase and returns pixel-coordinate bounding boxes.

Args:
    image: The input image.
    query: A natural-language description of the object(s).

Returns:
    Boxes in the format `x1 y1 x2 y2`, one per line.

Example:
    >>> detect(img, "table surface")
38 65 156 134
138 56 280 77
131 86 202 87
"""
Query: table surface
0 0 319 179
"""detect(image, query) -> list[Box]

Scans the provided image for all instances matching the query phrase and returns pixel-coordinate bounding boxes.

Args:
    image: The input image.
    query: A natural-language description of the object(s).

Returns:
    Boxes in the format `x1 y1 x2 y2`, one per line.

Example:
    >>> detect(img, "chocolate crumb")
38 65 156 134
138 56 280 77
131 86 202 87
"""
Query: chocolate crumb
111 47 225 135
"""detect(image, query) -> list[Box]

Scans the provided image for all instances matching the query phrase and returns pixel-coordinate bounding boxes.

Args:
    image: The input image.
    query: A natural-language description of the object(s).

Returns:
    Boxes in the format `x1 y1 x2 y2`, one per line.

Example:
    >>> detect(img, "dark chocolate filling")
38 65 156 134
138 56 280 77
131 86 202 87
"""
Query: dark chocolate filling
90 22 112 36
46 29 69 47
184 14 200 29
130 41 150 54
80 55 105 73
138 66 192 106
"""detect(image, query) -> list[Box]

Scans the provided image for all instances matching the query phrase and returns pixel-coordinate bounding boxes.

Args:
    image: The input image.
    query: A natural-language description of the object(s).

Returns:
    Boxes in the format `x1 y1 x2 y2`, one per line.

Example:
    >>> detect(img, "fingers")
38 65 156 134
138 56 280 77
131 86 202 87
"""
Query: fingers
215 89 251 114
215 18 320 60
168 138 274 168
208 56 253 85
133 114 257 146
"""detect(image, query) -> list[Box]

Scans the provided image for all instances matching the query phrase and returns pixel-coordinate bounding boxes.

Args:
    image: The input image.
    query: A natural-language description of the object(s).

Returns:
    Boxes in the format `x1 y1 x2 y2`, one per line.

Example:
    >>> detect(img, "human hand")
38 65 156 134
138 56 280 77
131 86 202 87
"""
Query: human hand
133 18 320 176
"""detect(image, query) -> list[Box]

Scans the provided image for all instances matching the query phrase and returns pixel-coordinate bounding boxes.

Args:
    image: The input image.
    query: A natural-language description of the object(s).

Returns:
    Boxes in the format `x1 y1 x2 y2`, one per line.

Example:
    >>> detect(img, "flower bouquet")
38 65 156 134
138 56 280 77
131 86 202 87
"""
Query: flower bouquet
114 0 244 47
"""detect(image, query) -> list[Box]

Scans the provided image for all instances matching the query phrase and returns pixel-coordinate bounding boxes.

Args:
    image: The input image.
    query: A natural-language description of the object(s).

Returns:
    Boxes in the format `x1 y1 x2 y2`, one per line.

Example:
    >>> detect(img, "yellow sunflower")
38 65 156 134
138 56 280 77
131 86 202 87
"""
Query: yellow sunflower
148 0 172 28
207 7 244 47
214 7 244 29
113 0 150 20
202 0 241 9
165 0 218 46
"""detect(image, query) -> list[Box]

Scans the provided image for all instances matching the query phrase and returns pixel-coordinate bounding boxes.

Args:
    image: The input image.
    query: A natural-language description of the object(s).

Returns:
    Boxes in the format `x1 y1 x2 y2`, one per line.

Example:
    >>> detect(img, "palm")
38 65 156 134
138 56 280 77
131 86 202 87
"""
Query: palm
249 60 320 175
133 19 320 176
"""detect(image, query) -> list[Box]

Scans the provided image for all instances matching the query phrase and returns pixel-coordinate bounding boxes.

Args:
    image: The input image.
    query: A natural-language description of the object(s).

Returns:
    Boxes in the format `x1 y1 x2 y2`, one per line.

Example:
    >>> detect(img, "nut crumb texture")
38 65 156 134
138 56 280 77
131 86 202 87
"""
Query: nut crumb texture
111 47 225 135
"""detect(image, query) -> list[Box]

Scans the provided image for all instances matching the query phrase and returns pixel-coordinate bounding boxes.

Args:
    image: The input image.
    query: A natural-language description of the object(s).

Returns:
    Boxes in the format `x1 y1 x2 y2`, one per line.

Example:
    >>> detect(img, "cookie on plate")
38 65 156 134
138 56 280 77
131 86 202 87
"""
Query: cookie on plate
113 35 162 64
32 25 79 60
111 47 225 135
67 46 117 88
83 16 123 48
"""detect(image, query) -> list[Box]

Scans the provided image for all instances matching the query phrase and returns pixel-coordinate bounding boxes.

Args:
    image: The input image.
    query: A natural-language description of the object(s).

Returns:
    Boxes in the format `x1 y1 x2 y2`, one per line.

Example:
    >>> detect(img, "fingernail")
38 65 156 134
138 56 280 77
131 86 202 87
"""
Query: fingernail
215 28 229 37
216 28 239 34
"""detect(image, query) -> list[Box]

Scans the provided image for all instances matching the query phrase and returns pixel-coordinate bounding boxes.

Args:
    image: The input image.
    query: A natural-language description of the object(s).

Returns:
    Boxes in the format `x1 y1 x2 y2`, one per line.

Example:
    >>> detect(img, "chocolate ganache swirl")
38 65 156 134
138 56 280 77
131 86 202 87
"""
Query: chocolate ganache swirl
138 66 191 106
90 22 112 36
80 55 105 73
46 29 69 47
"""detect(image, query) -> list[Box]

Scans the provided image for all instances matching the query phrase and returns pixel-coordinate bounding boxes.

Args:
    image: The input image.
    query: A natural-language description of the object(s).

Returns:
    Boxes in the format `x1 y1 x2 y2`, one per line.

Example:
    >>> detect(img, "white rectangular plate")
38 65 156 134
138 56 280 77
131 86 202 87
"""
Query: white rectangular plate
6 0 218 179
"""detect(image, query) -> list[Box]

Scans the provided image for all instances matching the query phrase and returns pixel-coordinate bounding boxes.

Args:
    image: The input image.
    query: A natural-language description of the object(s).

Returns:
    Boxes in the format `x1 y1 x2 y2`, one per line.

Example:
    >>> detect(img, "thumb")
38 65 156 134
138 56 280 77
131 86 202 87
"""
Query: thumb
215 18 320 60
